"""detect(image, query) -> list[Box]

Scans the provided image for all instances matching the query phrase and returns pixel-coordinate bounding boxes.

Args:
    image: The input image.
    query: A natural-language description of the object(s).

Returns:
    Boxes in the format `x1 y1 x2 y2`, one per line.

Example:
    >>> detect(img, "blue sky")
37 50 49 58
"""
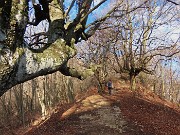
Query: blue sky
64 0 111 24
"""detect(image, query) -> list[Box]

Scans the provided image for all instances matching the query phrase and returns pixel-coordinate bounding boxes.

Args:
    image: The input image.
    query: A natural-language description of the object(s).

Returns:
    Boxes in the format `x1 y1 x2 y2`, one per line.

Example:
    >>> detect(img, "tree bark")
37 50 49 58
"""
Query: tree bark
130 74 136 91
37 76 47 120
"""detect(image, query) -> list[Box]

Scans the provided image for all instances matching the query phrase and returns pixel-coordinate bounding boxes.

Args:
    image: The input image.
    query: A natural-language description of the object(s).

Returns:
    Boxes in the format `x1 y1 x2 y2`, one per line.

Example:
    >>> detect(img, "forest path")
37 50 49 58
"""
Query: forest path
24 82 180 135
59 94 130 135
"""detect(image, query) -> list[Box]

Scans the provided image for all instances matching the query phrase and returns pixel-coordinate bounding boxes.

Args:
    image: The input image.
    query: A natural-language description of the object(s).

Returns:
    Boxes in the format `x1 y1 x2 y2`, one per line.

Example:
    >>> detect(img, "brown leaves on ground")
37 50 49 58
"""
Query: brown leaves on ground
23 81 180 135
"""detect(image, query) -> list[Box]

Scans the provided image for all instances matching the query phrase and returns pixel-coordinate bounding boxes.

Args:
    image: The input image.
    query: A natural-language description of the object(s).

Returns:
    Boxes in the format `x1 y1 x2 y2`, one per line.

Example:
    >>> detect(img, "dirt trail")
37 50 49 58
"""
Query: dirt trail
24 84 180 135
58 94 129 135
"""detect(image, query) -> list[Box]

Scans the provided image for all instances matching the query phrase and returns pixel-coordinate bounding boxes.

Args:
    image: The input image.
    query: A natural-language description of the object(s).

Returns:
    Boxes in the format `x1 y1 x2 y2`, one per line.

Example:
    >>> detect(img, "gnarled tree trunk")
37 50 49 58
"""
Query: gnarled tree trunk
1 0 118 96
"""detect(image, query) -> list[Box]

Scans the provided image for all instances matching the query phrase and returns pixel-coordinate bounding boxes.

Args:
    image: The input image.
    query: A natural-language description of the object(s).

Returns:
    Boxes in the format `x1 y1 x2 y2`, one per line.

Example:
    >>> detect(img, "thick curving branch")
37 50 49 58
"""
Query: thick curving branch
60 65 95 80
0 39 76 96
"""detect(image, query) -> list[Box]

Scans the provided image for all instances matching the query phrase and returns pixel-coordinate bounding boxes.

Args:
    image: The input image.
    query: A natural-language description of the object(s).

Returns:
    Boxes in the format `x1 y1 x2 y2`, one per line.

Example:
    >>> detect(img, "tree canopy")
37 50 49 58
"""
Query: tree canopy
0 0 179 96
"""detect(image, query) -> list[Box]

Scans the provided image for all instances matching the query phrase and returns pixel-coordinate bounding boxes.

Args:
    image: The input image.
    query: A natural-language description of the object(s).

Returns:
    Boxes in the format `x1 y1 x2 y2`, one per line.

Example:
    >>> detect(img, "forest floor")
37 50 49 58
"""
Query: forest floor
18 81 180 135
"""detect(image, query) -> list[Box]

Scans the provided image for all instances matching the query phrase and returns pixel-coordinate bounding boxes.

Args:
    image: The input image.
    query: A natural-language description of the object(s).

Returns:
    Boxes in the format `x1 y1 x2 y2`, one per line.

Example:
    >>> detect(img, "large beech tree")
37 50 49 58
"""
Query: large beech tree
0 0 166 96
0 0 125 96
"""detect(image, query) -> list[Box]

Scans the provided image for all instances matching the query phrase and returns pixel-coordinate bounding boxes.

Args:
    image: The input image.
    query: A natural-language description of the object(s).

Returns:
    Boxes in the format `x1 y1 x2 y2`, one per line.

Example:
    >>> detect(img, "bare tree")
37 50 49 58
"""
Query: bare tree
106 0 180 90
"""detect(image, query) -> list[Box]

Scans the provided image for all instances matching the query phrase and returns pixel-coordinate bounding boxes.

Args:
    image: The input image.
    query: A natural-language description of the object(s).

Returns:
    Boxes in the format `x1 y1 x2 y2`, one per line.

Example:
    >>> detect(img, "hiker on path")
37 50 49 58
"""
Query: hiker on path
107 80 113 95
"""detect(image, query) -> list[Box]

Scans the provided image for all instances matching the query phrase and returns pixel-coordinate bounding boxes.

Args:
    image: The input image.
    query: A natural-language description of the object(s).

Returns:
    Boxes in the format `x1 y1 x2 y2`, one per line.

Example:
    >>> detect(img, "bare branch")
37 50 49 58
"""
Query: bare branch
85 3 120 37
85 0 149 38
64 0 76 19
166 0 179 5
80 0 107 23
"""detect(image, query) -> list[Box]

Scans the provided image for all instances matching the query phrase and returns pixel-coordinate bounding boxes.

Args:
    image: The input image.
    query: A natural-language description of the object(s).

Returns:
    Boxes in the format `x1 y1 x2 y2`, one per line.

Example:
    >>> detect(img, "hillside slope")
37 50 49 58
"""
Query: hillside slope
23 81 180 135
